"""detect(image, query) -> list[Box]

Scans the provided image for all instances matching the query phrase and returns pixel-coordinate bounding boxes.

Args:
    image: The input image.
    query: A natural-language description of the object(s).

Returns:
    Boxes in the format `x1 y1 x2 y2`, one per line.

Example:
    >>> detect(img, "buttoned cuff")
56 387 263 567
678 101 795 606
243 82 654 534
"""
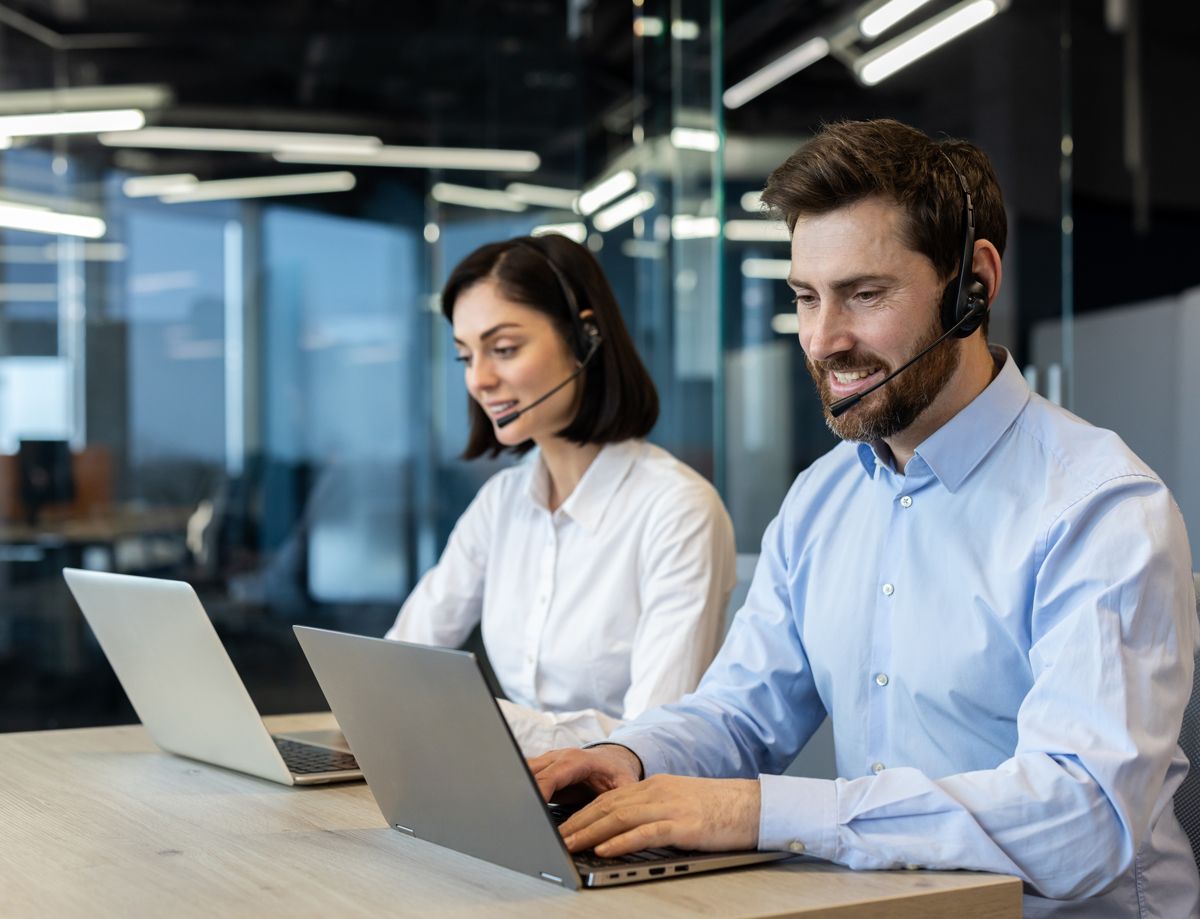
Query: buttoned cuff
757 773 838 859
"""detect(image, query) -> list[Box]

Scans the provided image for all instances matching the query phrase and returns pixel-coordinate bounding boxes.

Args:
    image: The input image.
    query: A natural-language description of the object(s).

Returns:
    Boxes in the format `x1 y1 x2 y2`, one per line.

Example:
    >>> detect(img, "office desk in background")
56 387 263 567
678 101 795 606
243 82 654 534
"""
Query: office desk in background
0 713 1022 918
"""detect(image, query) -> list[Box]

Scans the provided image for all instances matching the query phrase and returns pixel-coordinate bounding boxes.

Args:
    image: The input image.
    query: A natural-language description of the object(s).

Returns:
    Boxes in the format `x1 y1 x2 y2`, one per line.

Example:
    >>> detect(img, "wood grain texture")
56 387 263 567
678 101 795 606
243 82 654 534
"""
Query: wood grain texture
0 713 1021 918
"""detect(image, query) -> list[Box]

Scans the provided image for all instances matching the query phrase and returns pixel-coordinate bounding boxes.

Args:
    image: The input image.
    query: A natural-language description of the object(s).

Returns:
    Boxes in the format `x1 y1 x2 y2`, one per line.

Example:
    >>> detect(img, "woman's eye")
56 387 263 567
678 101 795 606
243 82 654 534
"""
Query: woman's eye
493 345 517 358
454 353 470 364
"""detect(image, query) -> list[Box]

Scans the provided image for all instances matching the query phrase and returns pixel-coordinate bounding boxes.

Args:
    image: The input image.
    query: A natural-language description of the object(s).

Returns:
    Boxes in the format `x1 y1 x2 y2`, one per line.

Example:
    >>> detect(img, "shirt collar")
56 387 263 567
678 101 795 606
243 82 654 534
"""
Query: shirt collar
854 347 1029 491
524 439 643 532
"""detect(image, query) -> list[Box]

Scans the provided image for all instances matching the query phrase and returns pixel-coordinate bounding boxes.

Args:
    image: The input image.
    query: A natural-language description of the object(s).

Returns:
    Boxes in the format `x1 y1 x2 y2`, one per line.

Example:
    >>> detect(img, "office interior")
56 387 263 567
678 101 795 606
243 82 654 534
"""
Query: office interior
0 0 1196 738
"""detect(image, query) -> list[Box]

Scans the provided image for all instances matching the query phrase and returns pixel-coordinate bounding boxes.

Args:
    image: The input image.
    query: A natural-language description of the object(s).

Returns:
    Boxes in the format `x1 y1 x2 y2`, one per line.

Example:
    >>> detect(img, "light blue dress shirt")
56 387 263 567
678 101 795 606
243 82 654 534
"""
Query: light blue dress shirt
610 349 1200 917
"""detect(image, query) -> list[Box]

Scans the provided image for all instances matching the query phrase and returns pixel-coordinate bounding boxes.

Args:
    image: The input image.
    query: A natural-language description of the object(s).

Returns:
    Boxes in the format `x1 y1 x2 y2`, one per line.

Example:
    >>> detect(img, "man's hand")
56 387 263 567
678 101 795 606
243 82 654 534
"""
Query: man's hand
557 775 761 857
528 745 643 802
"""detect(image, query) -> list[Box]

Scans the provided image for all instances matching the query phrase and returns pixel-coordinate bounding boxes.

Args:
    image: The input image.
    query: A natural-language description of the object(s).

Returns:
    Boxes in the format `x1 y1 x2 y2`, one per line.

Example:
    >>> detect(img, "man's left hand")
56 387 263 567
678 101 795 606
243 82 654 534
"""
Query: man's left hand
558 774 761 857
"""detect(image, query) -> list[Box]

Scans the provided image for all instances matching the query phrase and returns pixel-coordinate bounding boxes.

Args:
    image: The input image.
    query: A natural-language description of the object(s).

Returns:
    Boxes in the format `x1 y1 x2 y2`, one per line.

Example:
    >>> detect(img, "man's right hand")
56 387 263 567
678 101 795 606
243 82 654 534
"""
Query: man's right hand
528 744 643 803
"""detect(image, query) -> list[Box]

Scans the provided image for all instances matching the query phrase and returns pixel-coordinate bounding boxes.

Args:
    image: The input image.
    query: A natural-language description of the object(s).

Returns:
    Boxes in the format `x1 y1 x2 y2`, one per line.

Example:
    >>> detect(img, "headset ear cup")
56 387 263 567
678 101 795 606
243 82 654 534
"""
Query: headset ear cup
954 279 988 338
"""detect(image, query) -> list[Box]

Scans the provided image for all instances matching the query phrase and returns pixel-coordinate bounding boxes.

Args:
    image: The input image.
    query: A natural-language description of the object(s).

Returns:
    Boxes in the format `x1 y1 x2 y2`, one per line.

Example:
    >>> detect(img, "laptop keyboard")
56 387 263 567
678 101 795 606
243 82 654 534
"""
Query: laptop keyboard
273 737 359 775
547 802 696 867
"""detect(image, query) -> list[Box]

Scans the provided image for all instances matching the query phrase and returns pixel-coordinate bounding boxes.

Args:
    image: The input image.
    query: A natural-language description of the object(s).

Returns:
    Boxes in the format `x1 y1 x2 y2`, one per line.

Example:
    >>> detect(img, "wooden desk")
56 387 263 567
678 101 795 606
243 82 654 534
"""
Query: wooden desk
0 713 1022 918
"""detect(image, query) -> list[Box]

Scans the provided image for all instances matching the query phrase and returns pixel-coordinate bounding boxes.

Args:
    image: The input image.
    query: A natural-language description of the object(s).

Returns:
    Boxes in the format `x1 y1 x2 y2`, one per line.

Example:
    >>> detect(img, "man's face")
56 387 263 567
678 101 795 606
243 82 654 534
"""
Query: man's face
789 196 959 443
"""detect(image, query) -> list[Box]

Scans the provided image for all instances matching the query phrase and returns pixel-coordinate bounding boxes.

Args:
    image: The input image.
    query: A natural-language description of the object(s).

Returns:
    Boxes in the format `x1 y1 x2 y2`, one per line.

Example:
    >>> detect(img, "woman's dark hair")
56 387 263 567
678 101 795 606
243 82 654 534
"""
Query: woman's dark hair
442 233 659 459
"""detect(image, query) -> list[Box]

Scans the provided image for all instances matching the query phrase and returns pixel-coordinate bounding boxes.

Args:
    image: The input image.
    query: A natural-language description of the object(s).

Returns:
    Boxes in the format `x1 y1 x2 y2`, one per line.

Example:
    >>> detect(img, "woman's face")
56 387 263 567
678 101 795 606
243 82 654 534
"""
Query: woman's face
452 278 583 448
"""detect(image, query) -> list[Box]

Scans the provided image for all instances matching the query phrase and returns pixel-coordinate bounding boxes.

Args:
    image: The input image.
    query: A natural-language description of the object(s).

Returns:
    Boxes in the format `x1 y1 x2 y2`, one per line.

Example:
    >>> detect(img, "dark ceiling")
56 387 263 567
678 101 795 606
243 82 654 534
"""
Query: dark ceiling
0 0 1197 213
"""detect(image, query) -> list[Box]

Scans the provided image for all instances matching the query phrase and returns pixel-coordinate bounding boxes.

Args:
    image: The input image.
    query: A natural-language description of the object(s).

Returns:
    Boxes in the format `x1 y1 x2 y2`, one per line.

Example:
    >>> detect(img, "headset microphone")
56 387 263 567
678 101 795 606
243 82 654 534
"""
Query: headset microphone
495 334 600 428
827 147 988 420
827 289 985 418
495 238 604 430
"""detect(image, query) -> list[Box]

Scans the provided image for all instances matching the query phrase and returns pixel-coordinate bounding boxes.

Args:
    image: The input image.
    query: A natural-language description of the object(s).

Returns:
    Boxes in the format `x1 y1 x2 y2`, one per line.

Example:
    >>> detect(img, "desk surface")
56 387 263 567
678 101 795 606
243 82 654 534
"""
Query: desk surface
0 713 1021 919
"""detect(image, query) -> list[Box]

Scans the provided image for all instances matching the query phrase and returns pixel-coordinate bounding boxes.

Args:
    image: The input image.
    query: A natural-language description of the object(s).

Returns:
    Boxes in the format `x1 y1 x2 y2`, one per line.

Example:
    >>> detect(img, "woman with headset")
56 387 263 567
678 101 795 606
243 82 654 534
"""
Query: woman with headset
386 234 735 755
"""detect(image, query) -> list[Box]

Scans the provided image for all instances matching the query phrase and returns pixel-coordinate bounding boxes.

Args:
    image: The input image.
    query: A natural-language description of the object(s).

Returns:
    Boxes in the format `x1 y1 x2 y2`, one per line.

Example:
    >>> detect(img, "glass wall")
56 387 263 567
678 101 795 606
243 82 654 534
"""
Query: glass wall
0 1 726 730
2 0 1196 732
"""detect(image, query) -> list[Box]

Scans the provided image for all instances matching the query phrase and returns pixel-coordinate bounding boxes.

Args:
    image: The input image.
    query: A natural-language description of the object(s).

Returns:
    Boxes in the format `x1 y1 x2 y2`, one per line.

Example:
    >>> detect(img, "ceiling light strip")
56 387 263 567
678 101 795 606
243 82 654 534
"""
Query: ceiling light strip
855 0 1005 86
159 172 356 204
723 36 830 109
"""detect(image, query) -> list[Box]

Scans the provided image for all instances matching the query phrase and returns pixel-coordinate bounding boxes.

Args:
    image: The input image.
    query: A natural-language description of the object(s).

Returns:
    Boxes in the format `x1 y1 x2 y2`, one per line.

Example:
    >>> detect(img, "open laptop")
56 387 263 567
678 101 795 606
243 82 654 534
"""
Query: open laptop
63 568 361 786
293 625 792 889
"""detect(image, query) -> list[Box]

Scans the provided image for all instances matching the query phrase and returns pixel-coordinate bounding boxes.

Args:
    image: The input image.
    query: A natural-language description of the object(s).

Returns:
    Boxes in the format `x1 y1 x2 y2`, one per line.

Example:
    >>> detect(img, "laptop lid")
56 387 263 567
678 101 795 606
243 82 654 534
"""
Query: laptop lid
63 568 295 785
293 625 585 888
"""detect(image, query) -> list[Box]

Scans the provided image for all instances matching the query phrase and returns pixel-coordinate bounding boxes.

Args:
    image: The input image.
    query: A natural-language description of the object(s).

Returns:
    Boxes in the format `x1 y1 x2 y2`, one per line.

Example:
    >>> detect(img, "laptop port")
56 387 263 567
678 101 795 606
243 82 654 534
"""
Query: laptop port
674 865 689 873
626 871 637 877
608 873 620 879
649 867 666 876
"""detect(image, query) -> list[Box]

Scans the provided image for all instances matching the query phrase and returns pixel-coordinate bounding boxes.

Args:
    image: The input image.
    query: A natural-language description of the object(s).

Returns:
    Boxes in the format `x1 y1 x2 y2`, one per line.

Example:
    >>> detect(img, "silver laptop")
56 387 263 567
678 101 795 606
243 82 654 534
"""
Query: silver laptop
293 625 791 888
63 568 361 786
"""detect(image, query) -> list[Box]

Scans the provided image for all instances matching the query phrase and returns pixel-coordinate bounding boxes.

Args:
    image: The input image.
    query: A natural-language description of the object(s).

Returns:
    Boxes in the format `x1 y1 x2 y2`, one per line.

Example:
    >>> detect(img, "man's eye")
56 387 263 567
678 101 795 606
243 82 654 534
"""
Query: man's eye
792 293 817 308
855 290 881 303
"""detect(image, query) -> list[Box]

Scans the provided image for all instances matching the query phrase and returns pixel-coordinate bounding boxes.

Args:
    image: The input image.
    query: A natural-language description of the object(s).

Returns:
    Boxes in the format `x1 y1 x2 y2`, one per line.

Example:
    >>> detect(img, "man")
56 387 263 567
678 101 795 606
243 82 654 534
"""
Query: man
531 119 1199 917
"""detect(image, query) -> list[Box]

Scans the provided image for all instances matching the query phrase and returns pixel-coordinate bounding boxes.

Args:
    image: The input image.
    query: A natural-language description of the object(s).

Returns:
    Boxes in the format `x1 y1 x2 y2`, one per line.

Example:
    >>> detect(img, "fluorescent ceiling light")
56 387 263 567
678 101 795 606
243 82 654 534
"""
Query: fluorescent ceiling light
577 170 636 216
53 242 127 261
592 191 656 232
0 283 58 301
532 222 588 243
671 20 701 40
0 109 145 138
669 127 720 152
740 191 764 212
859 0 938 39
741 257 792 280
634 17 665 37
506 183 580 209
620 239 665 260
771 313 801 335
100 127 382 155
723 36 830 109
276 145 540 171
671 215 720 239
726 219 790 242
856 0 1005 86
0 201 106 238
431 182 526 212
159 171 356 204
0 242 126 262
122 174 198 197
0 84 171 115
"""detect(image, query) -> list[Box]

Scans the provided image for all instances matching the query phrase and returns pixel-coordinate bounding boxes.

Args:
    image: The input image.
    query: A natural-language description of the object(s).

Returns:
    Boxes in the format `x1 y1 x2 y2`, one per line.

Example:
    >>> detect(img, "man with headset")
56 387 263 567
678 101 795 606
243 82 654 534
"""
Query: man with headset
530 119 1199 916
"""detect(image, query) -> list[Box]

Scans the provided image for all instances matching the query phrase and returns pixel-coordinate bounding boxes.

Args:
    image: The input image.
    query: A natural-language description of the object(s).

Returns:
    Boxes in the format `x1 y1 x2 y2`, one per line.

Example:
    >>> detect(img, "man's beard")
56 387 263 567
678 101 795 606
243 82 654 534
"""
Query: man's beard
806 315 960 443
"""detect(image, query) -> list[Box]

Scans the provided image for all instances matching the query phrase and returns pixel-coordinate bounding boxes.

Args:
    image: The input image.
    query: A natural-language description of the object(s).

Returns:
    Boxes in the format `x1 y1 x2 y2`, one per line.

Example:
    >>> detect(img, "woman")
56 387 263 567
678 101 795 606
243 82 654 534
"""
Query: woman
385 234 734 755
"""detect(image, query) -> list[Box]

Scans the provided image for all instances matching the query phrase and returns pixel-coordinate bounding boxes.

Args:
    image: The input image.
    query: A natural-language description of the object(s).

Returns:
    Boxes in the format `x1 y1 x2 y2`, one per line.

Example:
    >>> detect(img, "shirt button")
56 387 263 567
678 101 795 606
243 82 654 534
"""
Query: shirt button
526 654 535 665
875 672 889 687
871 761 885 774
881 583 894 597
788 840 806 854
900 495 913 508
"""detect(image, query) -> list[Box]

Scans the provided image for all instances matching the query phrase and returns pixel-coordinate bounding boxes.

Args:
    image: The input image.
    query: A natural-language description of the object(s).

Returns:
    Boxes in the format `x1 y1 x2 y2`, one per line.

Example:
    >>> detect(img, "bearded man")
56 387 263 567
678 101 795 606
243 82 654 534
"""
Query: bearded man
530 119 1199 918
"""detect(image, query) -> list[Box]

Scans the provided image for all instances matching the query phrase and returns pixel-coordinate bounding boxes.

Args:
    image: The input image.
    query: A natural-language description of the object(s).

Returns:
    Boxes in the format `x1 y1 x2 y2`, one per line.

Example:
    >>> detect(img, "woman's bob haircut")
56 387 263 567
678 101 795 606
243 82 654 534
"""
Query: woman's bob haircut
442 234 659 459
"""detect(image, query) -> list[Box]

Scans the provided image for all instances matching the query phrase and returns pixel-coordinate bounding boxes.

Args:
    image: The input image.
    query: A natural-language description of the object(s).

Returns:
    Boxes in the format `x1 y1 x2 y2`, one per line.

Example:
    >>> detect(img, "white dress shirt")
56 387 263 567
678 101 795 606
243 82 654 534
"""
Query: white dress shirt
385 438 736 755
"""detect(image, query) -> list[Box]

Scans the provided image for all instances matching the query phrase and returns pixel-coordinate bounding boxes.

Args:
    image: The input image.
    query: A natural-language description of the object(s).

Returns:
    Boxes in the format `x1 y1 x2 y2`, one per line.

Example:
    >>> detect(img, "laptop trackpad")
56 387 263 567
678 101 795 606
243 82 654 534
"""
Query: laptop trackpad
273 729 351 752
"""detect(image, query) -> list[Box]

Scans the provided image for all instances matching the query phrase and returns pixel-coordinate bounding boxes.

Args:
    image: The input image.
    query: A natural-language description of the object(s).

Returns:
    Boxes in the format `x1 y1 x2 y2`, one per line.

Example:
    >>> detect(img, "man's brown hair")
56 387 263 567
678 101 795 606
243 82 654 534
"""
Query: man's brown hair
761 119 1007 336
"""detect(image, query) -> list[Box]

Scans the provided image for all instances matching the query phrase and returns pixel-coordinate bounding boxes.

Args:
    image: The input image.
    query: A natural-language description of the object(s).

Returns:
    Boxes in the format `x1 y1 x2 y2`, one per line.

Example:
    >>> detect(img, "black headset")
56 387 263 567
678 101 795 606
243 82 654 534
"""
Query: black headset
513 238 603 363
937 149 989 338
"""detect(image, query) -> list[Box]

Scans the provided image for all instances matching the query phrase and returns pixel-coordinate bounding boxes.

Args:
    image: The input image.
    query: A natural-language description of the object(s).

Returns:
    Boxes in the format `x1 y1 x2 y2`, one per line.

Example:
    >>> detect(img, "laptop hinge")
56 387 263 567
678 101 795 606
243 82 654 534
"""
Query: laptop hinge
394 824 415 836
539 872 565 885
